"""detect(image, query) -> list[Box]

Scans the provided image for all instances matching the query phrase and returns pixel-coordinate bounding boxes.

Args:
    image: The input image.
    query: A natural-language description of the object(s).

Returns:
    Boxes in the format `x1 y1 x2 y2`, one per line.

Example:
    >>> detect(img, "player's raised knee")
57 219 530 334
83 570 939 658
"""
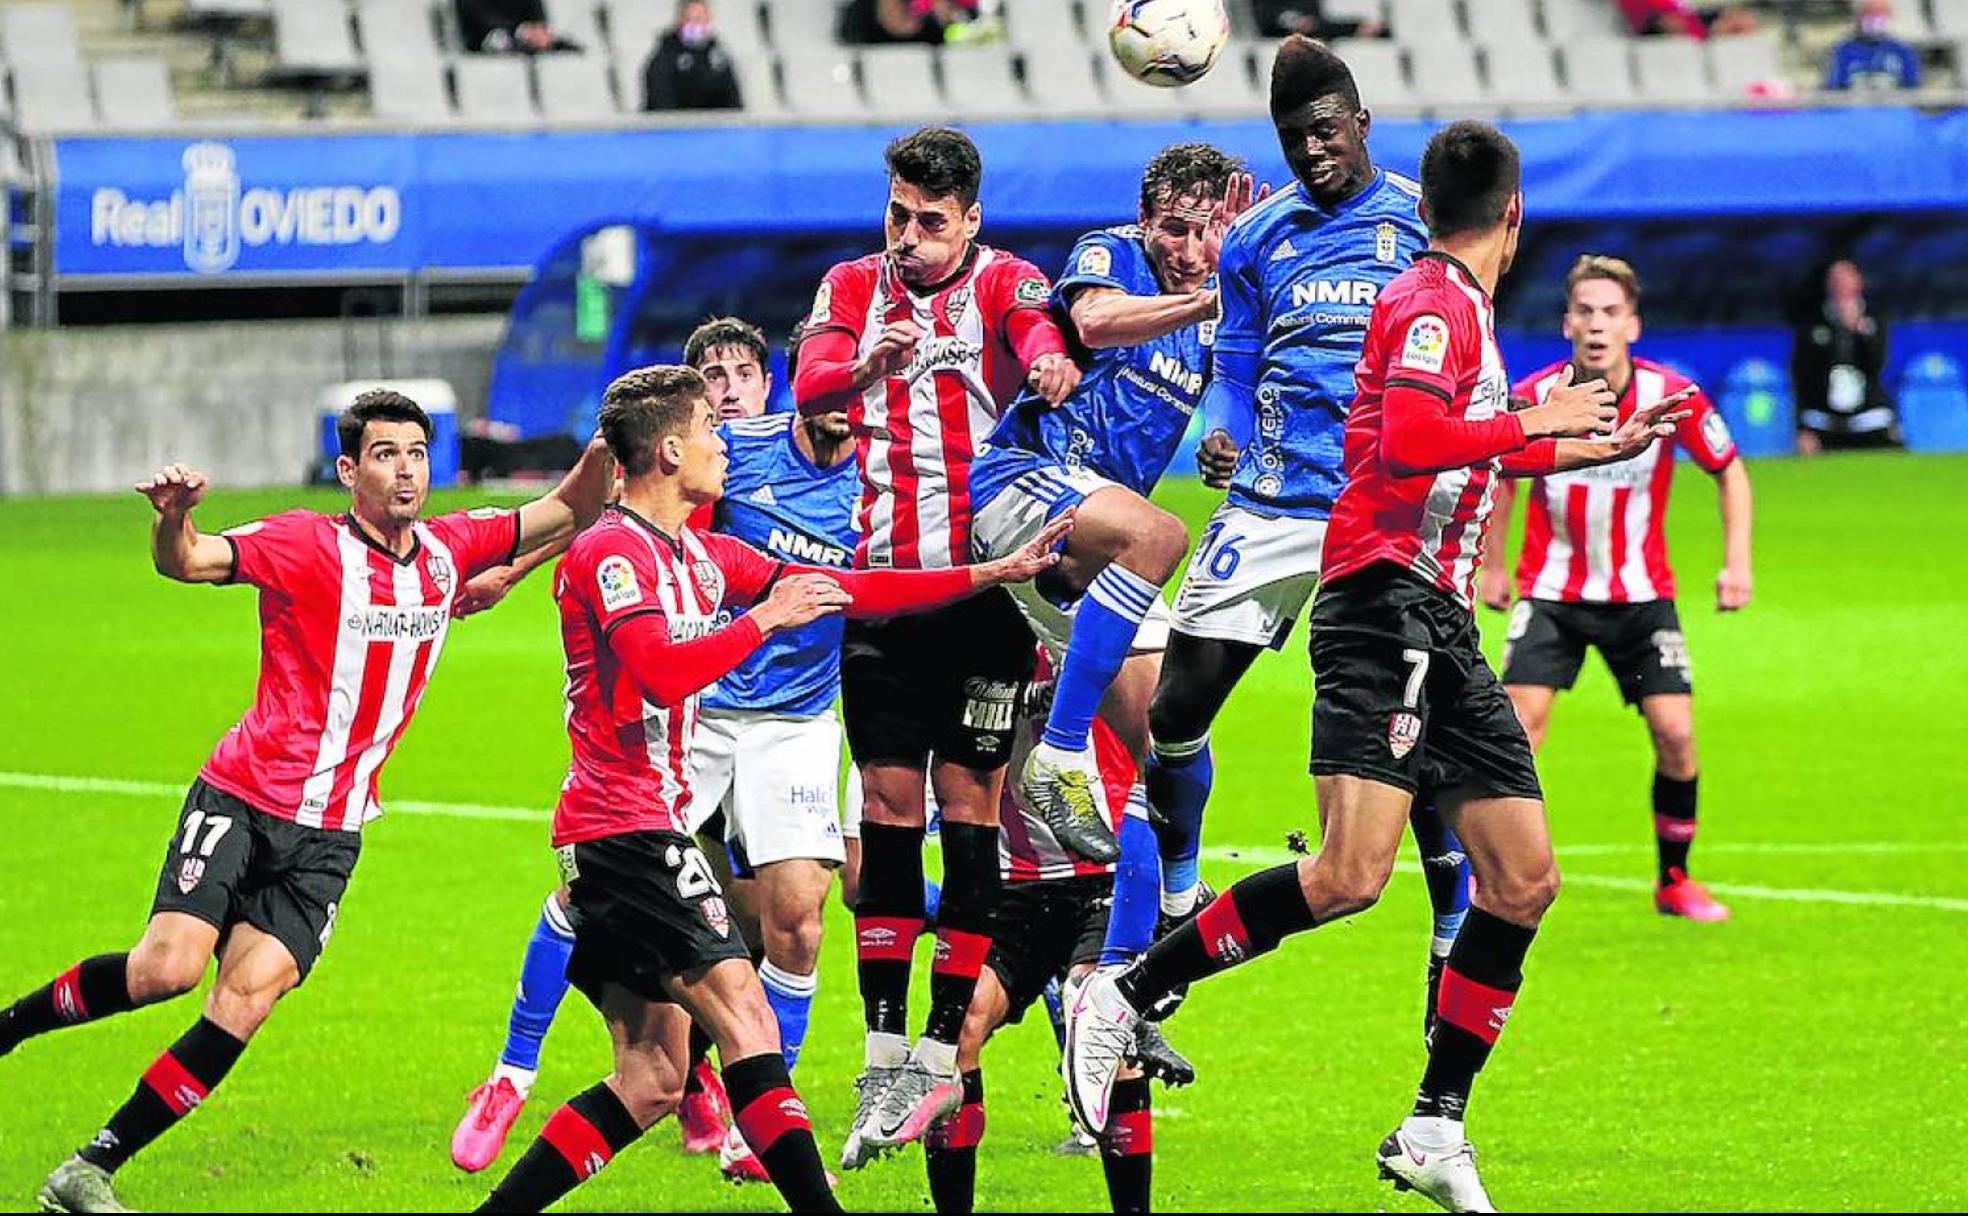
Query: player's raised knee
127 939 208 1002
1310 856 1394 918
1486 861 1561 926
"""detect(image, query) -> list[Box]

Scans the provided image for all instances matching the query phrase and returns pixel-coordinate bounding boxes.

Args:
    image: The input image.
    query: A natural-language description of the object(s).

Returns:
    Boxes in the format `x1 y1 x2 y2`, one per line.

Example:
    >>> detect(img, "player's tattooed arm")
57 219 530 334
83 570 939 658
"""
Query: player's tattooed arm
136 463 235 584
1068 285 1217 350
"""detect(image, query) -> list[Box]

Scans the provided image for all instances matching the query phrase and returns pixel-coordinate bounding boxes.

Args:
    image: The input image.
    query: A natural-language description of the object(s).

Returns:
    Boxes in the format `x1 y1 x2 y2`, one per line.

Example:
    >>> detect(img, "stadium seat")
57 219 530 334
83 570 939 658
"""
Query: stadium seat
1386 0 1465 44
1706 30 1783 97
1715 357 1794 458
455 55 538 121
1931 0 1968 39
732 48 786 116
184 0 271 16
368 51 452 120
356 0 444 63
1559 37 1637 104
1019 40 1108 113
1004 0 1084 49
1482 40 1566 109
939 43 1034 116
603 0 663 67
536 52 618 119
1106 69 1188 116
1326 37 1413 111
764 0 841 51
706 0 769 59
9 58 96 130
860 45 948 119
1464 0 1542 45
0 3 84 67
1899 352 1968 452
92 58 176 129
1181 46 1266 117
543 0 604 54
777 45 866 119
1406 40 1488 110
1632 36 1715 101
268 0 365 78
1541 0 1626 41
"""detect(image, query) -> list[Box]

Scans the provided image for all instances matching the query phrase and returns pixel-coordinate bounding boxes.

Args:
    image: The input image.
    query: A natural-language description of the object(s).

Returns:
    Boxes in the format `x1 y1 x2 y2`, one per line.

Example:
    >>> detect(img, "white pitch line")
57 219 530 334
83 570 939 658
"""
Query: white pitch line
1196 846 1968 914
6 770 1965 913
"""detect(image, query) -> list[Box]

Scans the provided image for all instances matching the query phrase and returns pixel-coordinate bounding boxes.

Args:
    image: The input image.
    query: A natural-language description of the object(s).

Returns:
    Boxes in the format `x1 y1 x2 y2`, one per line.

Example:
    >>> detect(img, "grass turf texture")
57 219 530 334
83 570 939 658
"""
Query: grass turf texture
1 452 1964 1212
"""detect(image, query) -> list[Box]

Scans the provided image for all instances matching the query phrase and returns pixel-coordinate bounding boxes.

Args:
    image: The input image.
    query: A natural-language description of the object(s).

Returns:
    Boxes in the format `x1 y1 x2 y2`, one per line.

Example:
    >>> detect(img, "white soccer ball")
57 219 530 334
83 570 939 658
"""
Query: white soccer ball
1107 0 1231 88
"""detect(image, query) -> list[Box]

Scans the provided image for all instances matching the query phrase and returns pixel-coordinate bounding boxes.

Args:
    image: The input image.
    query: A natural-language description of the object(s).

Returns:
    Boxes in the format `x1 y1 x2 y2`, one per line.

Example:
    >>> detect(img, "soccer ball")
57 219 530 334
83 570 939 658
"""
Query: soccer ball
1107 0 1231 88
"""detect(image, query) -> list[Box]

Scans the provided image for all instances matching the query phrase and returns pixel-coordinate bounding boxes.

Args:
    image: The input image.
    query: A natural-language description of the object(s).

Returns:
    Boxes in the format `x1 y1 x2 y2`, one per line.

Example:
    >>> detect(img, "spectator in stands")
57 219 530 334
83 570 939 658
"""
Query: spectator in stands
1252 1 1385 40
1619 0 1760 39
643 0 743 111
1825 0 1920 91
457 0 580 53
1791 259 1902 454
845 0 984 45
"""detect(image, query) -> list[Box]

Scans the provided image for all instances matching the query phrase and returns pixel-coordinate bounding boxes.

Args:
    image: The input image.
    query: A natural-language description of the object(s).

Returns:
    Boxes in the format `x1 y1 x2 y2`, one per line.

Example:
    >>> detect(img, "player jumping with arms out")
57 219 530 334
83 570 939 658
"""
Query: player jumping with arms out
1143 37 1471 1016
474 366 1070 1214
922 652 1154 1215
792 126 1082 1167
1479 256 1753 922
449 318 829 1180
968 140 1255 865
1065 122 1697 1213
0 391 617 1215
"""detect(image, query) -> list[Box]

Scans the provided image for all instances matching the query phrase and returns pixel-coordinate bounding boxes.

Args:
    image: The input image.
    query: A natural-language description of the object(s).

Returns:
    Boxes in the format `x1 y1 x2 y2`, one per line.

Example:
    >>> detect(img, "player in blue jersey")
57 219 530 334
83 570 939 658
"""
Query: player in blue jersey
1130 39 1472 1024
968 142 1258 868
447 318 862 1184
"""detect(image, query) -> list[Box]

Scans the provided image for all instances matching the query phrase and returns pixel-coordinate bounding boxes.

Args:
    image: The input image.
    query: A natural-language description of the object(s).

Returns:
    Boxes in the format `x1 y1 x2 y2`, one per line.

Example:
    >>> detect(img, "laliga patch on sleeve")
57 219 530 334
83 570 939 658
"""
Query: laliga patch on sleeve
1015 277 1048 305
597 554 642 612
1701 410 1733 454
1398 315 1449 374
810 280 833 325
1077 245 1112 279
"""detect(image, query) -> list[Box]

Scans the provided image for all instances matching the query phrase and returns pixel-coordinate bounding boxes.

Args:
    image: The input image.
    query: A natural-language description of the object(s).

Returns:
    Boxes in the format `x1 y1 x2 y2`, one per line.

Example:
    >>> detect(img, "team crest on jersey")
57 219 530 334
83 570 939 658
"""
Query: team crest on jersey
810 280 833 325
1388 711 1422 760
941 283 974 328
1376 222 1398 263
1015 277 1048 305
597 555 642 612
1078 245 1112 278
1399 316 1449 373
427 553 454 596
176 857 206 894
701 895 732 938
691 559 724 603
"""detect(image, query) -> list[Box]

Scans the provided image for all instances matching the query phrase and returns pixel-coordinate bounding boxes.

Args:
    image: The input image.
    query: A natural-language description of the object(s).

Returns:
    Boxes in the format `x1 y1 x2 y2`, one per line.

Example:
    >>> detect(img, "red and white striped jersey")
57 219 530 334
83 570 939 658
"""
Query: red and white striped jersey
198 507 520 832
807 247 1054 570
1324 251 1513 609
1000 659 1133 883
552 507 781 847
1512 358 1737 604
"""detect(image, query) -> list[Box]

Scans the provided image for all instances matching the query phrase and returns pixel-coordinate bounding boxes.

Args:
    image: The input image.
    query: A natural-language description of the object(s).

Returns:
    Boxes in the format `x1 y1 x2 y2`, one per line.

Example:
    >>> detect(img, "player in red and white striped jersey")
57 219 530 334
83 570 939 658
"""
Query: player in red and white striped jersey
1479 256 1755 923
792 127 1088 1165
917 656 1163 1213
3 389 617 1214
476 365 1070 1215
1064 123 1693 1214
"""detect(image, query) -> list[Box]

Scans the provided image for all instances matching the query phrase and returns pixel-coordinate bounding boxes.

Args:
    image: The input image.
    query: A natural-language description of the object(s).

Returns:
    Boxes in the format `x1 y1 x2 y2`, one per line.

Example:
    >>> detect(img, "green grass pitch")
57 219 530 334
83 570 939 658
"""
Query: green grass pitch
2 452 1964 1212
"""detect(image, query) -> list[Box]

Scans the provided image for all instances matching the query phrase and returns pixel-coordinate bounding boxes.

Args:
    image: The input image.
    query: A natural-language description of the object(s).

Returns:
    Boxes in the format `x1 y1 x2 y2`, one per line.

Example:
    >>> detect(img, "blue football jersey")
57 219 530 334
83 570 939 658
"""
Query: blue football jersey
985 226 1212 495
1209 170 1426 518
702 414 860 718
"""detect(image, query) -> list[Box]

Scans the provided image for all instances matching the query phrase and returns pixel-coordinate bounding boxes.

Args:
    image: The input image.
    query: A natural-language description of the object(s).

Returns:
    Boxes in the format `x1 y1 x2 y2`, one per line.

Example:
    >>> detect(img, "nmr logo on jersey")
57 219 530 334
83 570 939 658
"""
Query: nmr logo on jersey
90 142 402 274
765 527 849 567
1290 278 1380 309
